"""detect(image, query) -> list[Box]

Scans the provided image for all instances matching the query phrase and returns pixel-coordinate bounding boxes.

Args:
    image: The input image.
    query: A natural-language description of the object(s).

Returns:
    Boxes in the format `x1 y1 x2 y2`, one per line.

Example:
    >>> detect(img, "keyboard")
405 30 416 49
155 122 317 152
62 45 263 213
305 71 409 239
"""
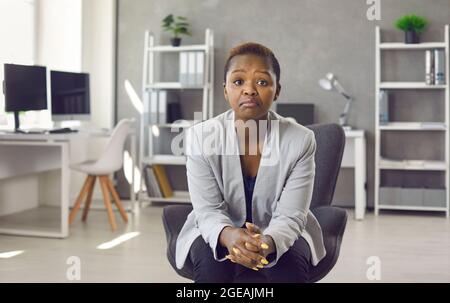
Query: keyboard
48 128 78 134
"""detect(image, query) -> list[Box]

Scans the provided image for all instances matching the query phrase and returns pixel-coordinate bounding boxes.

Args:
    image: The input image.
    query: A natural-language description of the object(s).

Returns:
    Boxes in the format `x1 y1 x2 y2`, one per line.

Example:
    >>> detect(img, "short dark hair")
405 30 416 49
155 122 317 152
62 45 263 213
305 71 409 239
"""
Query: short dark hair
223 42 281 87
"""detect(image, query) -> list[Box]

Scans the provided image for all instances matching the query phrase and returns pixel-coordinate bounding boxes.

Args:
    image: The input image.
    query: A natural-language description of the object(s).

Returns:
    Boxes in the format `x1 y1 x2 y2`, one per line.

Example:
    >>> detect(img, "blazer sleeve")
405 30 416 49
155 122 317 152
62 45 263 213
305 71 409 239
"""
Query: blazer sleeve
262 129 316 267
185 126 234 261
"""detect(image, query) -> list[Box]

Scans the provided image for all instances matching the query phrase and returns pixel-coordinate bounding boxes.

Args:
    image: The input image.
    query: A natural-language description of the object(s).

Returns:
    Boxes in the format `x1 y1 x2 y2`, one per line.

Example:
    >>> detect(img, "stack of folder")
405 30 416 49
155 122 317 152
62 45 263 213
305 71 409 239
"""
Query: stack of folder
179 51 205 87
144 165 173 198
425 49 445 85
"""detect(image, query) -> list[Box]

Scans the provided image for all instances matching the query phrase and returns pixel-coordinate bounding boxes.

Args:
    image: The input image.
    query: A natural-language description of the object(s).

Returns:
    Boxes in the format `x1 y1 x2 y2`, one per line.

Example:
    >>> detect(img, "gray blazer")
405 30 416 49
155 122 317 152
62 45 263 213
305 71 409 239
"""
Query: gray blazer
176 109 326 270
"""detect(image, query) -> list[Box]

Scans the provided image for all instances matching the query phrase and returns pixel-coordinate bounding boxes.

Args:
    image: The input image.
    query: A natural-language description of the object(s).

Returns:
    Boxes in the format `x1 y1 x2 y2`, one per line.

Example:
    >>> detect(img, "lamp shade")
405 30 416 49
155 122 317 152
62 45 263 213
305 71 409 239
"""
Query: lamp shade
318 73 335 91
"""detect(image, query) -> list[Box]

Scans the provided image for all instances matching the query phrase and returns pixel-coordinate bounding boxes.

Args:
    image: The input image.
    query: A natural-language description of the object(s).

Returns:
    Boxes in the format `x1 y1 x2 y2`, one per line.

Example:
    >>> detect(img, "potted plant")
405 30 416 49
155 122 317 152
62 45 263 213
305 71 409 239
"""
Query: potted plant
162 14 191 47
394 14 428 44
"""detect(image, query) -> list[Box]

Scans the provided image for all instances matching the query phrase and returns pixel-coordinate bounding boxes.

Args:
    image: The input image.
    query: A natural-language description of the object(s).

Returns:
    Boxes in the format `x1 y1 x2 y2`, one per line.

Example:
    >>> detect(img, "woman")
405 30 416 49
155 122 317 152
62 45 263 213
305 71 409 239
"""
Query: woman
176 42 326 283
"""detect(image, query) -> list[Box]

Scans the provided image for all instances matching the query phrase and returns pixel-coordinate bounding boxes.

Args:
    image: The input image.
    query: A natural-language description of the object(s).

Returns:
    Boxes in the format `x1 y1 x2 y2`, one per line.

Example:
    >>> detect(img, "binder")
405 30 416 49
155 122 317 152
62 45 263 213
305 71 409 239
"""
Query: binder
158 90 167 124
379 90 389 124
144 165 162 197
195 52 205 86
425 50 434 85
143 165 155 197
434 49 445 85
179 52 188 86
153 165 173 198
188 52 196 87
150 90 159 124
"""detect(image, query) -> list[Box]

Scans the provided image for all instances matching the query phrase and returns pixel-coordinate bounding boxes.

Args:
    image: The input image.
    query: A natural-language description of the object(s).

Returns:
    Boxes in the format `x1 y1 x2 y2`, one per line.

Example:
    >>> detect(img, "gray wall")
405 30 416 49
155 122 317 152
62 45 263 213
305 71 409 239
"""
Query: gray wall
116 0 450 208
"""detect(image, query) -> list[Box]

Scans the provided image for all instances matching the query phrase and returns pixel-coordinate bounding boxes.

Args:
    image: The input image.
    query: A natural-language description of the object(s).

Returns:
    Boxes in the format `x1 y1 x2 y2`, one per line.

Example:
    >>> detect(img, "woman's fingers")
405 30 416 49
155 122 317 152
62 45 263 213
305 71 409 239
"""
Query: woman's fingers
237 245 268 267
242 230 262 248
233 247 256 269
245 222 261 234
244 241 259 252
243 230 270 251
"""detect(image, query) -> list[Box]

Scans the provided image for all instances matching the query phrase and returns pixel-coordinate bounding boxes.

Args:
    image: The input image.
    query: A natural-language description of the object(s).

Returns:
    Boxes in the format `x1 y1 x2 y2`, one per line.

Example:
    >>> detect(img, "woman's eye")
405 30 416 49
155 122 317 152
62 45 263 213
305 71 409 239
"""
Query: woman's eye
233 79 243 86
257 79 268 86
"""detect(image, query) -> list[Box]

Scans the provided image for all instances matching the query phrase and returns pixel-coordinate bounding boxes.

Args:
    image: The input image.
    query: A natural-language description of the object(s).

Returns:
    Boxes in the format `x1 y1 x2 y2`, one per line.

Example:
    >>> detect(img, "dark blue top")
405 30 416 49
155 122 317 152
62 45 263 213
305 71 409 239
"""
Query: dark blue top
243 174 257 224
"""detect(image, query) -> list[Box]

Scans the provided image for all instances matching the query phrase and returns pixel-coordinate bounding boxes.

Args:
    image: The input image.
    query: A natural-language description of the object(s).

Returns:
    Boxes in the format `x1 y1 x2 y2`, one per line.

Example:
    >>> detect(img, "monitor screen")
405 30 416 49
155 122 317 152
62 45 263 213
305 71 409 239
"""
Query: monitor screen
3 64 48 112
51 71 90 118
275 103 315 126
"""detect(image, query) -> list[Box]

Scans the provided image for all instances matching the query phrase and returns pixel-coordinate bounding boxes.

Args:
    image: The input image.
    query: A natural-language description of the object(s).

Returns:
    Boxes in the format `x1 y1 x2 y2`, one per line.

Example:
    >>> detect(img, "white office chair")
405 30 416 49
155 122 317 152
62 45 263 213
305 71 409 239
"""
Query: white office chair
69 119 133 231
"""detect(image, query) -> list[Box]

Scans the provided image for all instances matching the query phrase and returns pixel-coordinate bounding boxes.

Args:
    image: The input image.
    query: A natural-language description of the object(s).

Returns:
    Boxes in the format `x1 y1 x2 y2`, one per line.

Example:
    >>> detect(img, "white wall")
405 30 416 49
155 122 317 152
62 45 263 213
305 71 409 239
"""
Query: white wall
0 0 117 215
82 0 115 130
0 0 36 126
37 0 115 129
36 0 82 71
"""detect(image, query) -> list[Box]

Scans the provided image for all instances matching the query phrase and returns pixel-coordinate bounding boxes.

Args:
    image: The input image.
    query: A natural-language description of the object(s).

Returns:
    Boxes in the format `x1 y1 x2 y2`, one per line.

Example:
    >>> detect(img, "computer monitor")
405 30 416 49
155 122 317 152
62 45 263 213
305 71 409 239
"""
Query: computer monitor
3 63 48 132
275 103 315 126
50 70 90 121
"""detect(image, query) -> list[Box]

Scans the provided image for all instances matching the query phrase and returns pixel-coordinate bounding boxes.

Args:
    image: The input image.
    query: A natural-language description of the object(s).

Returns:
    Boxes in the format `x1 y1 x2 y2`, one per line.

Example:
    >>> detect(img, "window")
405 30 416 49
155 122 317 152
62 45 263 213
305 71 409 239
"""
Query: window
0 0 49 129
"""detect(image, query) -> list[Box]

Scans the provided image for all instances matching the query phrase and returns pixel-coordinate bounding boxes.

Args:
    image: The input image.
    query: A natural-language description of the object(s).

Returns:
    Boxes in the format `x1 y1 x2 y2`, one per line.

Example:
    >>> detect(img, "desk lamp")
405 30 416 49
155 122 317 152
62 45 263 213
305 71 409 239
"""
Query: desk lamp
319 73 353 131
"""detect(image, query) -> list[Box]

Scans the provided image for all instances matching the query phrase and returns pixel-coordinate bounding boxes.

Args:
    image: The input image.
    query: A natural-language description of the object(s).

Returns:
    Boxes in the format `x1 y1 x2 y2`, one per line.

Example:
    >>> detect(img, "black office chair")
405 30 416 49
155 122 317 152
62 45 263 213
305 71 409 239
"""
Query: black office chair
162 123 347 282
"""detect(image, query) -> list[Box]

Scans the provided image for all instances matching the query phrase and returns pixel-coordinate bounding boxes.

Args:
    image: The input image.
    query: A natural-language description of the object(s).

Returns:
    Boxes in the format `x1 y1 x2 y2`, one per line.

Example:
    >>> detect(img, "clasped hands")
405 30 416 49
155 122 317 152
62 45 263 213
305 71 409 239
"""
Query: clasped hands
219 222 275 271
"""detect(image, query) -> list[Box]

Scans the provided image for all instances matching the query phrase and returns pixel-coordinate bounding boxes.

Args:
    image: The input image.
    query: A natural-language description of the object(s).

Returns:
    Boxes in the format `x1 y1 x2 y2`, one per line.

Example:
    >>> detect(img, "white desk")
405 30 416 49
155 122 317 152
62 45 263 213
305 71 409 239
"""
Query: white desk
0 130 136 238
341 130 367 220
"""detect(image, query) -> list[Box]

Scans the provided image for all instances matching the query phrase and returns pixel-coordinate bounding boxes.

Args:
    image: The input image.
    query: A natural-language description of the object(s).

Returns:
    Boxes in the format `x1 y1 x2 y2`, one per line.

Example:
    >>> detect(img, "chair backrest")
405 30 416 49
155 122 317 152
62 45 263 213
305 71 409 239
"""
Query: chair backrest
306 123 345 209
95 119 133 172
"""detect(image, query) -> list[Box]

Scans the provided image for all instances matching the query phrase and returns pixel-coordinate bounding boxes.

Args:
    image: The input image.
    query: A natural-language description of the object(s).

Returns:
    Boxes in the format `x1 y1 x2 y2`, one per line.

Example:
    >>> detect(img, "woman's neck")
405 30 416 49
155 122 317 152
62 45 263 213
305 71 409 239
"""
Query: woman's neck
235 113 269 156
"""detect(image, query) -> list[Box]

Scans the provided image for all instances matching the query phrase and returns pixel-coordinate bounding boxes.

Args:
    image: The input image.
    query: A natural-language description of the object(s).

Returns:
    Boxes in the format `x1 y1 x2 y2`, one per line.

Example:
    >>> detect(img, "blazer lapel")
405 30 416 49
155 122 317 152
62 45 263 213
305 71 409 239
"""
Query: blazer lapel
224 110 276 222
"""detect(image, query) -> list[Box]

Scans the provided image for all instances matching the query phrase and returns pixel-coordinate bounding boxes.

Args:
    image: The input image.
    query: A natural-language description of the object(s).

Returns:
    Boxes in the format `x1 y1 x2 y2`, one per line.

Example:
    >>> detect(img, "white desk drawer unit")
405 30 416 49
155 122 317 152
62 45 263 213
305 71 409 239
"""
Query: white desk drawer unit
341 130 367 220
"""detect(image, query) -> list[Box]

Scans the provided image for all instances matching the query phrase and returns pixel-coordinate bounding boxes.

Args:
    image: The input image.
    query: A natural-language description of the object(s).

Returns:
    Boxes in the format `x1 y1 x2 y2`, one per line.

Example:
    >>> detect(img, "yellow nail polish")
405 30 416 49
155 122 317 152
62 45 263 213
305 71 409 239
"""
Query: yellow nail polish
252 267 259 271
256 264 264 269
261 258 269 265
261 243 269 249
232 247 240 255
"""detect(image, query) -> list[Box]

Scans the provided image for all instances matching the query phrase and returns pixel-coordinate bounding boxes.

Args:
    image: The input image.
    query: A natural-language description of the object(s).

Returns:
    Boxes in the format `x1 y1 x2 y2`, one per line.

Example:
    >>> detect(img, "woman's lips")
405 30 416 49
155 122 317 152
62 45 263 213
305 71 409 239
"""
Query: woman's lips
239 99 260 108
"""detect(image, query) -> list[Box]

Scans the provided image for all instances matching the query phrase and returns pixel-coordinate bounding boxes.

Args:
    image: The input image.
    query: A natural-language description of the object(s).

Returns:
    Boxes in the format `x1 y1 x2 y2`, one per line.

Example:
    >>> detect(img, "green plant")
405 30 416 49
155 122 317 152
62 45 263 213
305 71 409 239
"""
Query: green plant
394 14 428 33
162 14 191 38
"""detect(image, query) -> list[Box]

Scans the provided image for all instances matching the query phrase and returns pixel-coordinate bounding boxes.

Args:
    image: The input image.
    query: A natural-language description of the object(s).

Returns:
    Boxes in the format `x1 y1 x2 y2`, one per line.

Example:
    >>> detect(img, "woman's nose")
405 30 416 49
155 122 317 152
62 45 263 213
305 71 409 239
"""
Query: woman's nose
243 84 258 96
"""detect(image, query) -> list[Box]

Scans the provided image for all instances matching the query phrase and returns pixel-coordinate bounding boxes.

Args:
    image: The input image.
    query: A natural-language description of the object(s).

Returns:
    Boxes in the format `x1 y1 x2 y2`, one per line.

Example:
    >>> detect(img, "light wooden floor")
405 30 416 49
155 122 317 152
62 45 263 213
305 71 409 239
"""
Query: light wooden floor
0 203 449 283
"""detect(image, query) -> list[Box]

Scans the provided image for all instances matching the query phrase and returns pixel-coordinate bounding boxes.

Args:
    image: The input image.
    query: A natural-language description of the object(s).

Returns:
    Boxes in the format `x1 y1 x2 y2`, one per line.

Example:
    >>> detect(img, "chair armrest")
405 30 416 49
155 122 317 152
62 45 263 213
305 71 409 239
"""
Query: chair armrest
311 206 348 238
308 206 348 282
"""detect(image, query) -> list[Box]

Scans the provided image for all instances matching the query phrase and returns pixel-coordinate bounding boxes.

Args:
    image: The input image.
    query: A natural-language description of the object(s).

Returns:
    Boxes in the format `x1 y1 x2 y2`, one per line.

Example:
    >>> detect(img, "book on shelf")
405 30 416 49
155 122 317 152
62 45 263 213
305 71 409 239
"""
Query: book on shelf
188 52 196 87
149 90 180 125
379 89 389 124
179 52 188 86
167 102 182 123
158 90 167 124
196 51 204 85
434 49 445 85
179 51 205 87
425 50 435 85
143 165 163 197
425 49 445 86
143 165 174 198
153 164 174 198
150 91 158 124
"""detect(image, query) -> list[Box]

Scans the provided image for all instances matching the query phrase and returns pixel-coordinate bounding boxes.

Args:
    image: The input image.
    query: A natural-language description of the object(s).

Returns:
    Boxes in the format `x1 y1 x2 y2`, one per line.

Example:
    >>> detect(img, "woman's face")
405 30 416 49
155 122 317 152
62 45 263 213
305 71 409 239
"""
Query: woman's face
224 54 280 122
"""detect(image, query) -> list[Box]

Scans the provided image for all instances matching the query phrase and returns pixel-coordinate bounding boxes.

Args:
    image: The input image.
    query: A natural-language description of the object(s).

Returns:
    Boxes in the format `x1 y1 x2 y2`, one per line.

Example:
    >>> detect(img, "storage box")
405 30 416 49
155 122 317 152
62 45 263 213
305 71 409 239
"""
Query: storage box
423 188 446 208
400 187 423 206
379 187 400 205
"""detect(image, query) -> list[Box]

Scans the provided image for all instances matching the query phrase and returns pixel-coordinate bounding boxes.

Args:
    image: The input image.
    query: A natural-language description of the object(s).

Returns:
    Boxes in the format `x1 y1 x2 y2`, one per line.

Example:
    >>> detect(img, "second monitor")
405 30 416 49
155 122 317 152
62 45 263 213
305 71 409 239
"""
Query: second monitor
51 70 90 121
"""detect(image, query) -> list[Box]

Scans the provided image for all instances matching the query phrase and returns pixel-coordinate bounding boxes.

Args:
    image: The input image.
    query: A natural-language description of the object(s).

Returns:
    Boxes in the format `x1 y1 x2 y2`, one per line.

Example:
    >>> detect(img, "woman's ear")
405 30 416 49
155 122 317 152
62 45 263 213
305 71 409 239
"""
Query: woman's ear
274 83 282 101
223 82 228 100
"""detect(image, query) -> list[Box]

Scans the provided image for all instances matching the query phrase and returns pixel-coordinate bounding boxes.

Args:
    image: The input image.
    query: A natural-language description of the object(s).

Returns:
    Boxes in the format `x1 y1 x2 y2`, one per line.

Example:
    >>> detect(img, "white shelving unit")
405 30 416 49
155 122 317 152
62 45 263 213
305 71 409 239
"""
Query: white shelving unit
138 29 214 204
375 25 450 217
